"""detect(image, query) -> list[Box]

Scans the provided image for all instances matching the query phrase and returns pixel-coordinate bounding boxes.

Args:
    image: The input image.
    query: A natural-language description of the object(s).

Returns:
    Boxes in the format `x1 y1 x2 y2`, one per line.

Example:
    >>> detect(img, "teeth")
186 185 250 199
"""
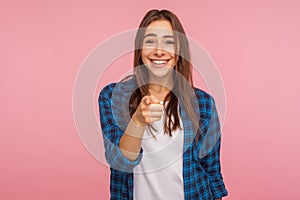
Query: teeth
152 60 167 64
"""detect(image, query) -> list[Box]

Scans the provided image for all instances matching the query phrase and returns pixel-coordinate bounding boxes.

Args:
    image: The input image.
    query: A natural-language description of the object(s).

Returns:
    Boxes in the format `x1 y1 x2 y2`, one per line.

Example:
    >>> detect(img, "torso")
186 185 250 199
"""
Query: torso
133 107 185 200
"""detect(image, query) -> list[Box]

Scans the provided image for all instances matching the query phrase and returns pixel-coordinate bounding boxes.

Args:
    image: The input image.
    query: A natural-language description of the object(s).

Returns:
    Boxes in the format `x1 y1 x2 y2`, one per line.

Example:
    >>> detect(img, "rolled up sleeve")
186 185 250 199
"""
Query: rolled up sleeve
98 83 143 174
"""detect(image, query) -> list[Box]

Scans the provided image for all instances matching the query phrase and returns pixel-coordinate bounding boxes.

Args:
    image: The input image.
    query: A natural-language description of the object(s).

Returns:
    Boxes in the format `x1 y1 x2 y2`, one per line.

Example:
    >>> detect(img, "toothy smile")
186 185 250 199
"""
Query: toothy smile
151 59 168 64
150 59 169 67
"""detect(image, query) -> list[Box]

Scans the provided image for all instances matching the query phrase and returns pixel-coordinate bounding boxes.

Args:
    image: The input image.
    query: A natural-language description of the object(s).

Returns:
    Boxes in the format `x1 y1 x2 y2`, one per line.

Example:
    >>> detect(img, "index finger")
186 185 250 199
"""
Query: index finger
142 95 159 105
142 96 151 105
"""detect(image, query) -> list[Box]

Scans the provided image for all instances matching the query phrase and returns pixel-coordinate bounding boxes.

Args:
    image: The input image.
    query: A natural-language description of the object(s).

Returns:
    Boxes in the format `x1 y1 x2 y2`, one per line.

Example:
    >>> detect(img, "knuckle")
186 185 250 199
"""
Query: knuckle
141 111 148 117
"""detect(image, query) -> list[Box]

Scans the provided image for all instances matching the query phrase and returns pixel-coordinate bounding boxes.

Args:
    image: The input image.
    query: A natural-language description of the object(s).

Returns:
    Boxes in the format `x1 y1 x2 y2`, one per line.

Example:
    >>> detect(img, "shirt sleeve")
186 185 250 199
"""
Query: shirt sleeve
98 83 143 174
199 96 228 199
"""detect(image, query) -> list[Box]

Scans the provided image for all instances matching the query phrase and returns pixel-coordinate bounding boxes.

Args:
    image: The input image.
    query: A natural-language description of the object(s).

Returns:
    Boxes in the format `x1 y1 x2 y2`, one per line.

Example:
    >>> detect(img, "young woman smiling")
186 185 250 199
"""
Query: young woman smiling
99 9 228 200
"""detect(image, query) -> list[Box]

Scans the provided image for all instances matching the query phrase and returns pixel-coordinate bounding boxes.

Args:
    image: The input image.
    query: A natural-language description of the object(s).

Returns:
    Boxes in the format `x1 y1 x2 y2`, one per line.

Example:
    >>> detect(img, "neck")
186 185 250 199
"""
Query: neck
148 72 174 90
148 84 170 101
148 83 169 93
147 72 174 101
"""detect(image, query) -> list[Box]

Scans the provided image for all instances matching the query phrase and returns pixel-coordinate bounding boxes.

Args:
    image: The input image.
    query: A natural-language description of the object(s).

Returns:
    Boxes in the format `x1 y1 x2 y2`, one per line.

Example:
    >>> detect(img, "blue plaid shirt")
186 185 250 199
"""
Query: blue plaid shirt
98 77 228 200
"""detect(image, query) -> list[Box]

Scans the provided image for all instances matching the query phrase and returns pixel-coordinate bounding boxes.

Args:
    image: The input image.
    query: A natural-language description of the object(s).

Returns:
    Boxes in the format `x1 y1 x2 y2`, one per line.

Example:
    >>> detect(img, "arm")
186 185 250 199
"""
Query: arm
98 84 143 173
119 95 163 160
119 119 145 161
200 97 228 199
99 84 163 171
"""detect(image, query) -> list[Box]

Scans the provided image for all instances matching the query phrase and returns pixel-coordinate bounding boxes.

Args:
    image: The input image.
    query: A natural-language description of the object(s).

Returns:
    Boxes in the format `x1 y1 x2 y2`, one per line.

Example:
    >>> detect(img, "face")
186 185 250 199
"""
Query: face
141 20 177 78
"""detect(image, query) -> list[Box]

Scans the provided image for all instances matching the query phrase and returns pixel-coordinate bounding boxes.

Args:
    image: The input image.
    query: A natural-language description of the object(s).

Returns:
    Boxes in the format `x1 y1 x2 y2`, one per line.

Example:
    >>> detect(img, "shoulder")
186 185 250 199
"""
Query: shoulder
192 87 217 120
98 82 116 102
98 76 137 101
193 87 215 106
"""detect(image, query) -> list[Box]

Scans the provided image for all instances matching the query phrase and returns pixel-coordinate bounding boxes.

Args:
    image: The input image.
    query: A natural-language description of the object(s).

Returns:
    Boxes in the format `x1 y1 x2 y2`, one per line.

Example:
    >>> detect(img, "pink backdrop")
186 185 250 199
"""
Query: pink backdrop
1 0 300 199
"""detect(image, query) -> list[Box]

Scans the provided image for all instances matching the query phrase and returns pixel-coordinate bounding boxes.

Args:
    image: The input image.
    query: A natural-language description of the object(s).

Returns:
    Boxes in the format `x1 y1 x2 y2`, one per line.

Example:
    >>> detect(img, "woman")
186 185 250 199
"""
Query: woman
99 9 228 200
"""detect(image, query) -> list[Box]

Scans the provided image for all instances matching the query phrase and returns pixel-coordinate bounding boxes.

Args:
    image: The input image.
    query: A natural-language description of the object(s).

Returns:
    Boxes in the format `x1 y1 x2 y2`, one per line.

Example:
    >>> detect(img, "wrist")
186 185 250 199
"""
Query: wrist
132 114 146 127
125 118 146 138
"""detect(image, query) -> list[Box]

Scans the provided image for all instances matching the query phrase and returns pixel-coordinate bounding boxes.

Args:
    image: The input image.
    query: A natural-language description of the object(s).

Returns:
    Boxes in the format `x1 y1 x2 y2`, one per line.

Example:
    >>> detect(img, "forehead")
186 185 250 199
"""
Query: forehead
144 20 174 37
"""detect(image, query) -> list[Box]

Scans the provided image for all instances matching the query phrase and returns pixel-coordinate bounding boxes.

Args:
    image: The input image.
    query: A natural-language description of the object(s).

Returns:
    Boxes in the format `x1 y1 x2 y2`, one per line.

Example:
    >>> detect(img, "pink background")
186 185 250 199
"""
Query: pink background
1 0 300 199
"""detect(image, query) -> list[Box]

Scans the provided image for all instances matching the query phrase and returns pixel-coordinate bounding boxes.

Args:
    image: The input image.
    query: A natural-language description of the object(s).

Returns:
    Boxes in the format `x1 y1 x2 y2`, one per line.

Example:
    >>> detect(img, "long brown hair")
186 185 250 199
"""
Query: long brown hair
130 9 200 139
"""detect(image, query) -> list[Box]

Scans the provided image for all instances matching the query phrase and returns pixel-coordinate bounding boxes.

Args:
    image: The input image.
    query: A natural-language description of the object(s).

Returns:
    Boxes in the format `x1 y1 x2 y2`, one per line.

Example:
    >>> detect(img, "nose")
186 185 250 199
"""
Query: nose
153 42 166 56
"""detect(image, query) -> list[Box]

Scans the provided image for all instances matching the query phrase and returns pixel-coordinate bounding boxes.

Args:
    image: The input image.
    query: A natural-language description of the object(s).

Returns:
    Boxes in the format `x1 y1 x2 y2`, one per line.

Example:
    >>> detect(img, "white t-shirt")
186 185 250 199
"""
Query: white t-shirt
133 108 184 200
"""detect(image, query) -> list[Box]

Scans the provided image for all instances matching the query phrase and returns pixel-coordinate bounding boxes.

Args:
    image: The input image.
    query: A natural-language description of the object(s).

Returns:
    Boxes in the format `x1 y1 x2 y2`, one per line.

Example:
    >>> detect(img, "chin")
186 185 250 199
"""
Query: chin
147 65 174 78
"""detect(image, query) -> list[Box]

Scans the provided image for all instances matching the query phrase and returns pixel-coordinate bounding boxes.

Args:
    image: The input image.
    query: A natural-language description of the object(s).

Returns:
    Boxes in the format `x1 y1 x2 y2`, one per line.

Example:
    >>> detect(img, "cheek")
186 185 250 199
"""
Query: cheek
141 49 151 62
169 60 176 68
169 55 177 66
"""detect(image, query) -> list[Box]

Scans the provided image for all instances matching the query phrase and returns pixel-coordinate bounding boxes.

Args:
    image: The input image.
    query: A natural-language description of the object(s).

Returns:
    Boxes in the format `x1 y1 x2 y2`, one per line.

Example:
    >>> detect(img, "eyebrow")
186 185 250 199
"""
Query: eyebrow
144 33 174 39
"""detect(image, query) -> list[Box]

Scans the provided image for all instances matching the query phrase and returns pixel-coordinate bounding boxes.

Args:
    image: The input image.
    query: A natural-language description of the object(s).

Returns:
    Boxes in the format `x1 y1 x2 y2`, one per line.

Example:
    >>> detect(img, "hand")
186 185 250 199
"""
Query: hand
132 95 164 127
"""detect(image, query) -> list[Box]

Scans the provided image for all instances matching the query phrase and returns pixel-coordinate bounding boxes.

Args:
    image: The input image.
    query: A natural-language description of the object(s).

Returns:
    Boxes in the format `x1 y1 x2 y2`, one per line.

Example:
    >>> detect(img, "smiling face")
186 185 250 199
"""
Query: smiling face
141 20 177 78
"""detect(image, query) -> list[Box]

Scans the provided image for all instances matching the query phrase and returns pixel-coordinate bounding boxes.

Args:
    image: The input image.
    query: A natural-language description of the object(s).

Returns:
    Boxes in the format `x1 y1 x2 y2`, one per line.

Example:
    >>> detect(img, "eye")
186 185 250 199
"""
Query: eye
145 39 155 44
165 40 175 45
